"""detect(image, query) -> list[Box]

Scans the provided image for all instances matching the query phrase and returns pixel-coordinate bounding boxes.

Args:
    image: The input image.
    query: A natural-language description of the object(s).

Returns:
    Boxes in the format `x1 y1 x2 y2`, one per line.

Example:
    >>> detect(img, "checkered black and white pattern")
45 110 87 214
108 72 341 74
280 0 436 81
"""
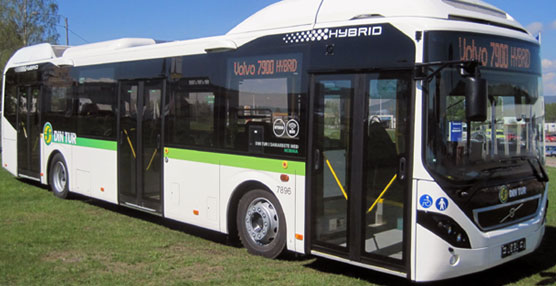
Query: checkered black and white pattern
283 29 330 44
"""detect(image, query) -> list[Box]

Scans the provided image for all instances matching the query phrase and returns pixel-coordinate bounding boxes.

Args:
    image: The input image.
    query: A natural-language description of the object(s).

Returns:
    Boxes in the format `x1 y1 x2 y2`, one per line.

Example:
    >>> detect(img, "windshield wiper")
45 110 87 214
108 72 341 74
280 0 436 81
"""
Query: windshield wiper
527 157 549 182
506 155 548 182
480 163 520 176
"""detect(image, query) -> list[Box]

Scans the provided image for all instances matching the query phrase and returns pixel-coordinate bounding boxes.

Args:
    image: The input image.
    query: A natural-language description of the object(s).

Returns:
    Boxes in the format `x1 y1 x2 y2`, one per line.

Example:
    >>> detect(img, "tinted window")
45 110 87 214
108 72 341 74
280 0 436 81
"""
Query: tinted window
166 79 216 148
3 70 17 128
225 54 304 157
43 66 74 131
75 66 117 139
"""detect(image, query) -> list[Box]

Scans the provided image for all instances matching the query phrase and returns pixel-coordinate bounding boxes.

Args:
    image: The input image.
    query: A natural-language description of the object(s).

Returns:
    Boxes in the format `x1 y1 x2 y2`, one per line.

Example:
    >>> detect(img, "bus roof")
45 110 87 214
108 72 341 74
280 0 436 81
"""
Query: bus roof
227 0 526 35
4 0 531 71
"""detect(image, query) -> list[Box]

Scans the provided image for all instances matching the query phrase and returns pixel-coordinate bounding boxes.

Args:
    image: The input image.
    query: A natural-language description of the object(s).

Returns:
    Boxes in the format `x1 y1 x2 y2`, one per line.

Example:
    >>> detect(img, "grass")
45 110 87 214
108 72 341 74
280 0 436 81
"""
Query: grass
1 167 556 285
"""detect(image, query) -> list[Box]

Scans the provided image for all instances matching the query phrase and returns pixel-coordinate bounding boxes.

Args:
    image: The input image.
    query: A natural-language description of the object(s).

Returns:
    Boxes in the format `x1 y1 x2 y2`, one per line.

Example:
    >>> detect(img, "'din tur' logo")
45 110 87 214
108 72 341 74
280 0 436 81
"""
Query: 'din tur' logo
43 122 53 145
499 185 509 204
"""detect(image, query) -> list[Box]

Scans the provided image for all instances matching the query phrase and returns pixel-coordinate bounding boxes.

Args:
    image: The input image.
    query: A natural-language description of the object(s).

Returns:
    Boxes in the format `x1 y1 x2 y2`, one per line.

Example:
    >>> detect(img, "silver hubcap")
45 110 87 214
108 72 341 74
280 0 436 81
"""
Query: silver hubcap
245 197 279 246
53 161 67 193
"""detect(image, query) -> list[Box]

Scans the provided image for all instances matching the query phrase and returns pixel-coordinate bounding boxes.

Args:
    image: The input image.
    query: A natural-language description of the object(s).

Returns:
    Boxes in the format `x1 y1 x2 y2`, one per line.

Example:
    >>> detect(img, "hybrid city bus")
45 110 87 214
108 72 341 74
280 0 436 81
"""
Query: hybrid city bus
1 0 548 281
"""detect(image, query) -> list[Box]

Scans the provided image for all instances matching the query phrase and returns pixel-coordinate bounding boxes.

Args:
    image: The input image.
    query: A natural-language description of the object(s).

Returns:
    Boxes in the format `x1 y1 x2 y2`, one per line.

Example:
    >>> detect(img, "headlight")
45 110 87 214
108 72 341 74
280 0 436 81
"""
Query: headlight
417 210 471 248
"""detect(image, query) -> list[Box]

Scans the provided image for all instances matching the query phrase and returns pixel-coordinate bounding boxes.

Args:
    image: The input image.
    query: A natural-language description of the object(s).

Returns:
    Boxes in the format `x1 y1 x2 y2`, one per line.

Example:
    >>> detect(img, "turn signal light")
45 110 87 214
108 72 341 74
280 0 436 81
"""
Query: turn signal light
280 174 289 182
100 187 105 192
295 234 304 240
193 210 199 215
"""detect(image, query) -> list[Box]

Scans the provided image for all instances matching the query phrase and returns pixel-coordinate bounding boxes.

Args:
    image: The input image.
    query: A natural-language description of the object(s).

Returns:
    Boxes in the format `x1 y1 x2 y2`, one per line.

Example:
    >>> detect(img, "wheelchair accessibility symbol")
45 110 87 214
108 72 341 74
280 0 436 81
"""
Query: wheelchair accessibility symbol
419 194 433 209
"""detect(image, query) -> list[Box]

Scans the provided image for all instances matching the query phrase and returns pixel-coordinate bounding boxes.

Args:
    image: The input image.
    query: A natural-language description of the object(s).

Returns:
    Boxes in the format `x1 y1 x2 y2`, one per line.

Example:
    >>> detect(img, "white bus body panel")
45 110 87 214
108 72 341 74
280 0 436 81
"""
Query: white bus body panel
1 72 17 177
2 119 18 176
70 146 118 204
294 172 306 252
164 158 221 231
164 156 305 253
42 142 118 204
413 180 546 281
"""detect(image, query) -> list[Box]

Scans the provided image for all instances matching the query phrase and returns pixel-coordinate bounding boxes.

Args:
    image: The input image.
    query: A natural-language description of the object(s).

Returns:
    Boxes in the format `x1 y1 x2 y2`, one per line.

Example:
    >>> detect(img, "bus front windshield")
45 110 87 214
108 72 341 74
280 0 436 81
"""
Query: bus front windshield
424 69 544 182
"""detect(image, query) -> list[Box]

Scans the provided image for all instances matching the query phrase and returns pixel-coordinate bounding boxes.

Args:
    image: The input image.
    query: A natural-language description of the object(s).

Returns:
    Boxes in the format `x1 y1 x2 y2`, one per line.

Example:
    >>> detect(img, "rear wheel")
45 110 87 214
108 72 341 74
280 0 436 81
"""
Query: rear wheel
49 153 69 199
237 189 286 259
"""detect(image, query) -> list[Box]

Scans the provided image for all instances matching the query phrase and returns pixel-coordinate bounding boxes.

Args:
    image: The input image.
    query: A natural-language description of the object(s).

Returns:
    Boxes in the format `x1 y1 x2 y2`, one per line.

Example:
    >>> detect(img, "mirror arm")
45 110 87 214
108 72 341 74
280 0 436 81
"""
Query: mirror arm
414 60 481 82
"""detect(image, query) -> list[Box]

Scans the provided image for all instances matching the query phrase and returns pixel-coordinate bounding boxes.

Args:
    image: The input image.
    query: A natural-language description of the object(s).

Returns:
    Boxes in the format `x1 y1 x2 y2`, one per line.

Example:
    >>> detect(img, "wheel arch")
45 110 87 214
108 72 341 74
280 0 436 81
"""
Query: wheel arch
46 149 64 186
226 180 276 244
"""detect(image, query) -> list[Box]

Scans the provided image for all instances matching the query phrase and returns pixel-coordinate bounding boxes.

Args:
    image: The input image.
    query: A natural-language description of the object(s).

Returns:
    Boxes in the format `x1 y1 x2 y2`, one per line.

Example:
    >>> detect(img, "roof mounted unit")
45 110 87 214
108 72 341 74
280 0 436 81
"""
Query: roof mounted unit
63 38 156 58
8 43 69 66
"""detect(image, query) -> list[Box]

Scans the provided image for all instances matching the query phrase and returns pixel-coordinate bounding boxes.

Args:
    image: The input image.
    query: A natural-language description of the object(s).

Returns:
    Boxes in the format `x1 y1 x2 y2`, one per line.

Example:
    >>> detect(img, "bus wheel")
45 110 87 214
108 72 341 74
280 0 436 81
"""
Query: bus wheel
50 154 69 199
237 189 286 259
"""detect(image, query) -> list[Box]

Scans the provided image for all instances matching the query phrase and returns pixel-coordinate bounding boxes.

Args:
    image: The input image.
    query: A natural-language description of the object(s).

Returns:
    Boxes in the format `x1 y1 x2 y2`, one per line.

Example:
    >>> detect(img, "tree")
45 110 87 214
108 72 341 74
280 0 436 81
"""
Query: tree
0 0 59 73
545 103 556 123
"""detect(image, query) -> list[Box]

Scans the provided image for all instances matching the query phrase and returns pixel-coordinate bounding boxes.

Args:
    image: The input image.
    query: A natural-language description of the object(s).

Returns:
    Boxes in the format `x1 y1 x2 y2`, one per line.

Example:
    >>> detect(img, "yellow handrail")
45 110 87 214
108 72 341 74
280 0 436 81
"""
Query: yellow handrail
367 174 398 213
146 149 158 171
123 129 137 159
324 155 348 200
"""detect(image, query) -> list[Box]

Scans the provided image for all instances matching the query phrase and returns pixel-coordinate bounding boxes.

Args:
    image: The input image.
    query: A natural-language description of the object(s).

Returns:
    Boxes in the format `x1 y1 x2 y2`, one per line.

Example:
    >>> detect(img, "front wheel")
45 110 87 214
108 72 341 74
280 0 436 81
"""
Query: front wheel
49 153 69 199
237 189 286 259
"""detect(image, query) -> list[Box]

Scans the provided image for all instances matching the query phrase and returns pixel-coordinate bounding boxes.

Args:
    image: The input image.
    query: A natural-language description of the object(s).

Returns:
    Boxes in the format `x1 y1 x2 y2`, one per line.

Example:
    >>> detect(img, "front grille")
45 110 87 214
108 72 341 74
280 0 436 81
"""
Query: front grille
473 194 542 231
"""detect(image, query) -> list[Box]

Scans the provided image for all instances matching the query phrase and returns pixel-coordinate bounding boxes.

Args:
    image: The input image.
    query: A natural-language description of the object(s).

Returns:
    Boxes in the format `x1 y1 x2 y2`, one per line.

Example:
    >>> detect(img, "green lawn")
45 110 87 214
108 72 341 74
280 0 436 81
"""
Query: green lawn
1 167 556 285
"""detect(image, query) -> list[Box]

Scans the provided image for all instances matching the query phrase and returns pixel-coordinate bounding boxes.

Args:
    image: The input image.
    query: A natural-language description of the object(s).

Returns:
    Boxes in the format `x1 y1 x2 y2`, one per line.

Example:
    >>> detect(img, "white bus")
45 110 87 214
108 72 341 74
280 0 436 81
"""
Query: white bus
1 0 548 281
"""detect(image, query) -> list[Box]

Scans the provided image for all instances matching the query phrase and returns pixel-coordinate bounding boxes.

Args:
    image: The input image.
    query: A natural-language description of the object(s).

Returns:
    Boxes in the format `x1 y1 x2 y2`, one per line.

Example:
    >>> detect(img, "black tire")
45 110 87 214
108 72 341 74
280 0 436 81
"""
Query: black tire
49 153 69 199
237 189 286 259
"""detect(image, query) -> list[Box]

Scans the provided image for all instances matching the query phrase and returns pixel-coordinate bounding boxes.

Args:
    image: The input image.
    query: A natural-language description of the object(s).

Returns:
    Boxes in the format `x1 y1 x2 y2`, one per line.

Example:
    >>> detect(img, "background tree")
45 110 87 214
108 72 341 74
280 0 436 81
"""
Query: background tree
546 103 556 123
0 0 59 74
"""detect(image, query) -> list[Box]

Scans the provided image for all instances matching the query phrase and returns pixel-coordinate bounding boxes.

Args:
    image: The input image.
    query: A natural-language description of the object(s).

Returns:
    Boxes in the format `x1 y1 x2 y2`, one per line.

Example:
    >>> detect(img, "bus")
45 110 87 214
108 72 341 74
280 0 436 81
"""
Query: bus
1 0 548 282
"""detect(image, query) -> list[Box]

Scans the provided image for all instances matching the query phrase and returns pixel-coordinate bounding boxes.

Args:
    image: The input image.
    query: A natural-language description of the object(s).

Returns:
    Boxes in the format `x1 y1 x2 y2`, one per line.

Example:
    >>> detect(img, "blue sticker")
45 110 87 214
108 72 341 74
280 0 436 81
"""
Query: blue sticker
419 195 433 209
436 197 449 211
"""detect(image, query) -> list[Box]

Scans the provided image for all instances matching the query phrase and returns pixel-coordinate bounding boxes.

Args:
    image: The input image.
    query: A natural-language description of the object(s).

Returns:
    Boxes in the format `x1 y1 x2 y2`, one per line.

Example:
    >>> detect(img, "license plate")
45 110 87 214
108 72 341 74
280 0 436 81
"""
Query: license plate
501 238 526 258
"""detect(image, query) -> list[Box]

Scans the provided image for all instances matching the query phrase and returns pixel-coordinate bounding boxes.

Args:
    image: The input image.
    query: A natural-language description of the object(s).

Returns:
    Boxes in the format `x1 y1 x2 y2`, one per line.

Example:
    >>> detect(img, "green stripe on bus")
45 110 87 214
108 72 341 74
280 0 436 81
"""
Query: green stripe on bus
165 148 306 176
75 138 117 151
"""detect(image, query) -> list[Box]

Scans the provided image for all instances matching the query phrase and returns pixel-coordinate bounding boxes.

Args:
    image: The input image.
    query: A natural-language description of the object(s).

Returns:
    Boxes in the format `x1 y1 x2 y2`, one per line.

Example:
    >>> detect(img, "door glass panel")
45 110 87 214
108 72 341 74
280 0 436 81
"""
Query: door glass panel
364 74 409 260
17 87 29 171
313 77 352 248
29 87 41 174
119 83 138 198
142 82 162 204
118 81 162 212
16 86 41 176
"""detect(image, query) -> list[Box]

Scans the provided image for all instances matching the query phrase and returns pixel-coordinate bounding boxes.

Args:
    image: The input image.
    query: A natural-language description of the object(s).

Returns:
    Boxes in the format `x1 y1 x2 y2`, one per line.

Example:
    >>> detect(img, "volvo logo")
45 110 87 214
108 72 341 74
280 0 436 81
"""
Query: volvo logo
499 185 509 204
500 203 524 223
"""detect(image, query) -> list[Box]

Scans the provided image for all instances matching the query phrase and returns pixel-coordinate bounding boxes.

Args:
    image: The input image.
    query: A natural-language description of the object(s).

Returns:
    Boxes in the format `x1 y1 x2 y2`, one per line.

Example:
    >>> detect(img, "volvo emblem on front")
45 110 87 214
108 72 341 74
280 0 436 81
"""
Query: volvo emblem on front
500 203 524 223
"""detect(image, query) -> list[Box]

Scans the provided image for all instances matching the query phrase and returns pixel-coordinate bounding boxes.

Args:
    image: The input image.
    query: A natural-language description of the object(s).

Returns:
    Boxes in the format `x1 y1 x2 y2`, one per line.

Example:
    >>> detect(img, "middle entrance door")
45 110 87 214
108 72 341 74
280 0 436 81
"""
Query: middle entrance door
118 80 163 213
310 72 411 271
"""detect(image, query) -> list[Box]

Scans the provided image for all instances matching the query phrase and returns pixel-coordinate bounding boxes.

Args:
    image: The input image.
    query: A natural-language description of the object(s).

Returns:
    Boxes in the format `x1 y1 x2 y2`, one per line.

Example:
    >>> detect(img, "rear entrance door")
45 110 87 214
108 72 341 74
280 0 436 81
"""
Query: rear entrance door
310 72 411 271
16 85 41 179
118 80 164 213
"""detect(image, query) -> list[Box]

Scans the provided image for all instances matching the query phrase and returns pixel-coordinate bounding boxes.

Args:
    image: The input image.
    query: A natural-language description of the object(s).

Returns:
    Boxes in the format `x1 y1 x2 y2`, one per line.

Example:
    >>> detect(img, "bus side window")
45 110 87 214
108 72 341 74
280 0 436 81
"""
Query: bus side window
225 77 302 156
43 65 75 133
76 83 117 139
166 80 215 148
3 71 18 128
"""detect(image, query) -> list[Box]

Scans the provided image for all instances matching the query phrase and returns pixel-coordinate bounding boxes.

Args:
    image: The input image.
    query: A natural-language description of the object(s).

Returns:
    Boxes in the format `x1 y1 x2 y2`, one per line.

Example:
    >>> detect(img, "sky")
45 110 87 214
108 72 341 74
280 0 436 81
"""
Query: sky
56 0 556 95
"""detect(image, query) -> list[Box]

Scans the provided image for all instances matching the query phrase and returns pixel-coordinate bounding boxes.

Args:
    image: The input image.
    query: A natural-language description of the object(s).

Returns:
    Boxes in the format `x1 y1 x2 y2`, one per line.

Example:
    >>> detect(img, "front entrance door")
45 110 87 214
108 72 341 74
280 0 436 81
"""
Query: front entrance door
17 85 41 178
118 80 163 213
310 72 411 270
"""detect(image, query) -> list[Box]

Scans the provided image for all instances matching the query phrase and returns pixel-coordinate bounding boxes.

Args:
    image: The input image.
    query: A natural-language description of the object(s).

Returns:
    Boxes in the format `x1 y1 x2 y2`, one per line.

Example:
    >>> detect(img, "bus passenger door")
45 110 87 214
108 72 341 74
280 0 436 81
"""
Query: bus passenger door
16 86 41 179
310 72 411 272
118 80 164 213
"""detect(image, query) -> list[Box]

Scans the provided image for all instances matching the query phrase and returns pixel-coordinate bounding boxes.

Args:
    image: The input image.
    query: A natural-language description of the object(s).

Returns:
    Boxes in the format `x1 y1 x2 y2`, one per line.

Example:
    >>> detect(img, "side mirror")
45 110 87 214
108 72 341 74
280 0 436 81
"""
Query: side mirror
465 77 488 122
